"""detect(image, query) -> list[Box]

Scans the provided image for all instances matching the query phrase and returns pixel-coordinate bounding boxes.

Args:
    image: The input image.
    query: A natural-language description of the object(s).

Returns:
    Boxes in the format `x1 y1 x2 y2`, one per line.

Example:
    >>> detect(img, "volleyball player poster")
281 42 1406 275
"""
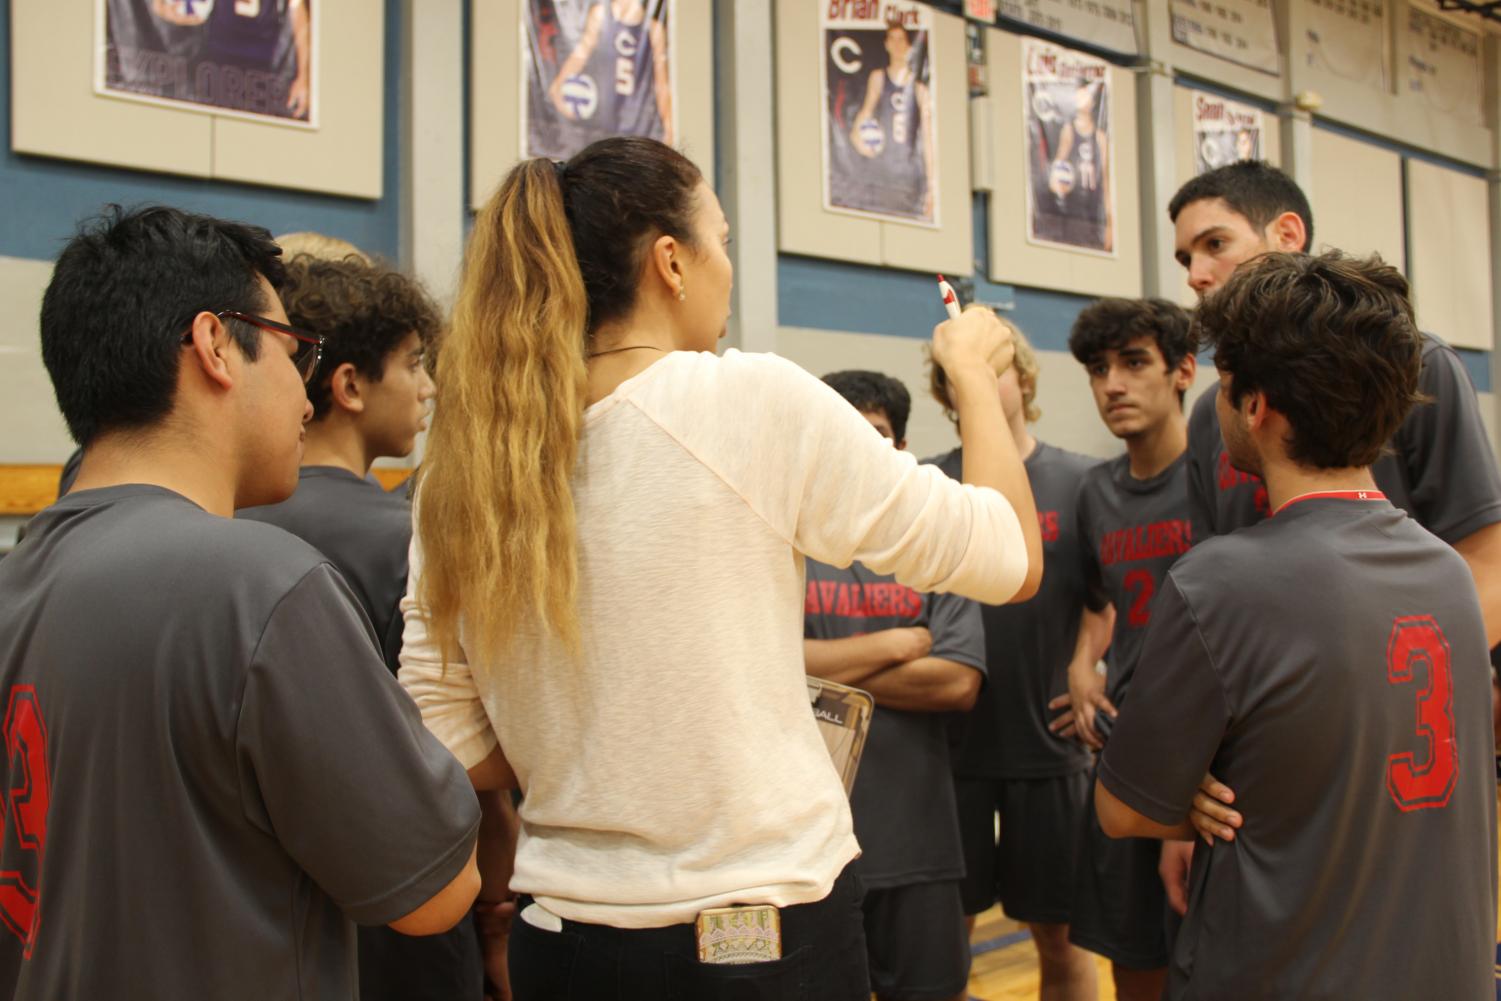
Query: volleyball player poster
97 0 316 127
1191 92 1262 175
820 3 940 227
1023 38 1113 255
522 0 676 161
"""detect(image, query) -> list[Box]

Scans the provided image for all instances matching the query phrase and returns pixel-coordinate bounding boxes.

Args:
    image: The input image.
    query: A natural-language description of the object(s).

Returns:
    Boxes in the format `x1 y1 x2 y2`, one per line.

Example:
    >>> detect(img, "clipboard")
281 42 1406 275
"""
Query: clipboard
806 677 875 796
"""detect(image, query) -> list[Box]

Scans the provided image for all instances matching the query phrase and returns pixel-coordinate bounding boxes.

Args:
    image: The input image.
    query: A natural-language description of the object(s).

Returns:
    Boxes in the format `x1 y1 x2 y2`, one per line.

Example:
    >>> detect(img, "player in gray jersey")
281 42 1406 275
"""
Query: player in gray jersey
805 370 985 1001
236 255 517 1001
1065 297 1198 1001
1166 157 1501 915
0 206 480 1000
1097 251 1497 1000
926 327 1102 1001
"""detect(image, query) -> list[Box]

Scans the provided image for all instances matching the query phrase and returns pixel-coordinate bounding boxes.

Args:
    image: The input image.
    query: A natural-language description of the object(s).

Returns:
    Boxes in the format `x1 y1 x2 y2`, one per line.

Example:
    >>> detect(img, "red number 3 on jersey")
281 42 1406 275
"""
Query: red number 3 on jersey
0 686 49 957
1386 616 1458 812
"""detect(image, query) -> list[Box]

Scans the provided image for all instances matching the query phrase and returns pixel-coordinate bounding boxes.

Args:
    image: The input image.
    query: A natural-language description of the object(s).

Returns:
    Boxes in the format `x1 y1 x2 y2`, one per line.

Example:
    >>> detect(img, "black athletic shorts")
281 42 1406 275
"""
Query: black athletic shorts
861 879 971 1001
1067 763 1172 970
954 770 1089 923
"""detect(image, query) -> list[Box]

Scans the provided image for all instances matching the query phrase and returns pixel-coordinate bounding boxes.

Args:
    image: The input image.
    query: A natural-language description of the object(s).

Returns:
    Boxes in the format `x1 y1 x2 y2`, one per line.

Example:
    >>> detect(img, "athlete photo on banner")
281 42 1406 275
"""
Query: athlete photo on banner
1191 92 1262 175
1023 38 1114 255
523 0 676 161
97 0 316 127
821 2 939 227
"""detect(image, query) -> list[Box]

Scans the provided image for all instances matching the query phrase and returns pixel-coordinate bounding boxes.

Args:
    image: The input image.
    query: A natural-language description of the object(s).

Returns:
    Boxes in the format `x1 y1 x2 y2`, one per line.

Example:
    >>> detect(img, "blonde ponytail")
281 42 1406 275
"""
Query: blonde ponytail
415 160 588 665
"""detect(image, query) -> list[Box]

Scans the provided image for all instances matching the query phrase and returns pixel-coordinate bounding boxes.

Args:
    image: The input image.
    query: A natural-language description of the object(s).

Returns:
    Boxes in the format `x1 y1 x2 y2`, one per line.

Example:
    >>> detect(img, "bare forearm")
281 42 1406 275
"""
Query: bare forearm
475 789 518 902
949 363 1042 597
1072 604 1113 671
862 657 980 712
804 635 898 686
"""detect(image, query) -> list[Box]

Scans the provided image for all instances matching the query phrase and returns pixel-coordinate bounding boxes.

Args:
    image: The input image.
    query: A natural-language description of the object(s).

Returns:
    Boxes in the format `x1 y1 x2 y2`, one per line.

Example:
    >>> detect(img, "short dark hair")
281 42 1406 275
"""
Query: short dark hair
40 205 286 445
283 256 442 419
1068 297 1197 396
822 369 912 442
1193 251 1423 470
1168 160 1314 251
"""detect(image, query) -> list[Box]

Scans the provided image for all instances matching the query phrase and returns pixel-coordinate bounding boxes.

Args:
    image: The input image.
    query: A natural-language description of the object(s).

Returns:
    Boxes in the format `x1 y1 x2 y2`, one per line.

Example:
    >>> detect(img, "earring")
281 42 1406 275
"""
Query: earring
677 285 687 302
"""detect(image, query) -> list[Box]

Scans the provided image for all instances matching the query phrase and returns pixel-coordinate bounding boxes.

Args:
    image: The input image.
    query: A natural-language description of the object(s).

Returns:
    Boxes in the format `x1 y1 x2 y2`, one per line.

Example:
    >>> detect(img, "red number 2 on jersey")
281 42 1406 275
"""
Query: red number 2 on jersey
1124 570 1155 627
1386 616 1458 812
0 686 49 956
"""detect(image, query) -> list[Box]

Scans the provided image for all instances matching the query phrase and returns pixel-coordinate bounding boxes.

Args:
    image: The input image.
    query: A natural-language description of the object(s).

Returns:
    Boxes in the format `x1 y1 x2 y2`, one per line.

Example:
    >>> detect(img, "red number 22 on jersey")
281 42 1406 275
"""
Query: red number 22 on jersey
1386 616 1458 812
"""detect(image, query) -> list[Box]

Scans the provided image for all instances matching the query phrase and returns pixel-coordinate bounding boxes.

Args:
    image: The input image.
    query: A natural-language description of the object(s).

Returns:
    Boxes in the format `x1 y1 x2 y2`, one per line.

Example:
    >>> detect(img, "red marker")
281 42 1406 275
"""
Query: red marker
937 274 961 319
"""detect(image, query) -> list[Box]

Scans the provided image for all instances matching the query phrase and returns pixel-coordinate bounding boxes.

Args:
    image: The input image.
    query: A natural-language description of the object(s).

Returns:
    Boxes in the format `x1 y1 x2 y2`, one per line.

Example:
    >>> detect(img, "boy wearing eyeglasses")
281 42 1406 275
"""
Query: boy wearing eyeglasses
0 206 481 1000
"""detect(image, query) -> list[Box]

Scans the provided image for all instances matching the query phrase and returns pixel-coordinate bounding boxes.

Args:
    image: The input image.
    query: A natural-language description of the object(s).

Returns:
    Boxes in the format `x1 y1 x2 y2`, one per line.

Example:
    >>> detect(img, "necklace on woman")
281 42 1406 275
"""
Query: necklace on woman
587 344 668 359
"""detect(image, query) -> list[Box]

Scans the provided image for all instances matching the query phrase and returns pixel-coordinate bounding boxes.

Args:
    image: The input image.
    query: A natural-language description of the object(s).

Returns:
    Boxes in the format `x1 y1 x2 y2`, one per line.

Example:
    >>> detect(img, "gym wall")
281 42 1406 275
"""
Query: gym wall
1 0 1498 519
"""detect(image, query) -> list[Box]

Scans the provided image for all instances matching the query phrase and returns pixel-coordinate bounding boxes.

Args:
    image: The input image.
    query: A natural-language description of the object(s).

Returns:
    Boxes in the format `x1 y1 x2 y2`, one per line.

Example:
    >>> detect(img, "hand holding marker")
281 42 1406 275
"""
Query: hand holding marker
935 275 1014 376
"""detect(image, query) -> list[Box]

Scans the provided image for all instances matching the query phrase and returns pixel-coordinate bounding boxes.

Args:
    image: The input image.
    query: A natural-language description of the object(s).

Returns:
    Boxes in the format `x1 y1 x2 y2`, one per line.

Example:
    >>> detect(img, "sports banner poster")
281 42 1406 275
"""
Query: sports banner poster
1191 92 1263 175
1023 38 1114 255
523 0 676 161
97 0 317 127
821 1 939 227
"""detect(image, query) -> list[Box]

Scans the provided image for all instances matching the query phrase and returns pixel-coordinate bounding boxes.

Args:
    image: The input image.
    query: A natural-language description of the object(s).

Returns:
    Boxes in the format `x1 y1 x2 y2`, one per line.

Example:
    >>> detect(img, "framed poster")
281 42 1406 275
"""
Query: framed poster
1304 0 1387 92
1402 7 1482 126
96 0 317 127
521 0 677 161
821 2 939 226
1023 38 1114 256
1191 92 1263 174
998 0 1139 56
1169 0 1278 76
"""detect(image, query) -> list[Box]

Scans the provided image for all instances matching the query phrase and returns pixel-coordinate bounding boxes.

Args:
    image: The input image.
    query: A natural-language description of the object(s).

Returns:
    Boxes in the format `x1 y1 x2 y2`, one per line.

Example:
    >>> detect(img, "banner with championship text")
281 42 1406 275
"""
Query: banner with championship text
1022 38 1115 256
522 0 677 161
820 1 940 227
97 0 317 127
1191 92 1262 176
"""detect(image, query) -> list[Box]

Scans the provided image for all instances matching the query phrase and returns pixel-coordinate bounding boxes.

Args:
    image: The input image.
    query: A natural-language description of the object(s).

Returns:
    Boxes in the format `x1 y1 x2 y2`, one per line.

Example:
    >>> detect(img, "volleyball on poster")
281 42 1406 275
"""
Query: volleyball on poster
821 2 939 227
1191 93 1262 175
97 0 316 127
1023 38 1114 255
523 0 676 162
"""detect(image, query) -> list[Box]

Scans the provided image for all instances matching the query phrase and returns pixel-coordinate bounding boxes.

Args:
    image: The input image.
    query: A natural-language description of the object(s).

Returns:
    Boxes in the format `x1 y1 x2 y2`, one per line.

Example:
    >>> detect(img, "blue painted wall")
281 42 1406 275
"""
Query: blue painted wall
0 1 404 263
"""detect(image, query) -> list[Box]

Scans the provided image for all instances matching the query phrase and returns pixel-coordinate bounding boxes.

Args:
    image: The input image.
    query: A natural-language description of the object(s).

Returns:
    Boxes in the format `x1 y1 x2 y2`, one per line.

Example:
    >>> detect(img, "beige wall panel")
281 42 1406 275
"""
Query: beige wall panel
0 258 73 463
1309 128 1405 269
877 10 972 277
986 29 1142 299
11 0 212 177
212 1 384 198
774 0 881 265
1407 159 1494 350
471 1 715 210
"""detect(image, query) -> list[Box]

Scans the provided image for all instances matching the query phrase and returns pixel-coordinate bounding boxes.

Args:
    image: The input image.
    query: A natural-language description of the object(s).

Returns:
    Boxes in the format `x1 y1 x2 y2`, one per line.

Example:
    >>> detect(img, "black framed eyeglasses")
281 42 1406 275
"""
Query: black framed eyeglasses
181 310 325 384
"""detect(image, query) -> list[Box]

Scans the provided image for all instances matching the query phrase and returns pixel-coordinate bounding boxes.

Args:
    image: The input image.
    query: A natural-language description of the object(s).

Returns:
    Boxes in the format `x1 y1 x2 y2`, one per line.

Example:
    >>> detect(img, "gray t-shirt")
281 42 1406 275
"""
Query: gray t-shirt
929 444 1095 778
1100 495 1497 1000
1076 453 1193 706
1187 334 1501 544
0 485 479 1001
804 559 986 888
240 466 412 673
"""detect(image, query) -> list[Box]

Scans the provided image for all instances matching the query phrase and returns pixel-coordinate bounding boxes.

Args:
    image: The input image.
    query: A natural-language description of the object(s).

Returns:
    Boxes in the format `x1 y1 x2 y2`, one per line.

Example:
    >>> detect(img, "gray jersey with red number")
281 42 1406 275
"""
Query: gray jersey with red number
1100 495 1497 1000
1076 453 1194 706
1186 334 1501 544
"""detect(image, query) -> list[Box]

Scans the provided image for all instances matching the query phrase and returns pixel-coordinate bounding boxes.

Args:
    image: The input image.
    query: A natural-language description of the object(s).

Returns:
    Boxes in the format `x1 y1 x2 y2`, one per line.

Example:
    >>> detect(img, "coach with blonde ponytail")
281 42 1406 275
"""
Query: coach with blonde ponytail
399 137 1043 1000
